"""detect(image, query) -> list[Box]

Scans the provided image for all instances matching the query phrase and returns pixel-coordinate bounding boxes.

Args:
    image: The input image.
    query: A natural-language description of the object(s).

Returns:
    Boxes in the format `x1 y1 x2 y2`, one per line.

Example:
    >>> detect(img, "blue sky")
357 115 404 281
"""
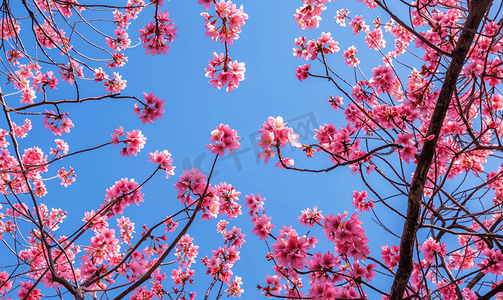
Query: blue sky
2 0 429 299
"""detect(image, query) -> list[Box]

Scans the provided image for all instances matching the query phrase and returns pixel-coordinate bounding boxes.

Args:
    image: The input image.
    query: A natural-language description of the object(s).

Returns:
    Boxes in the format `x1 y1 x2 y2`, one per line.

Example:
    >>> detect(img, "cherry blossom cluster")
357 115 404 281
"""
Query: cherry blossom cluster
0 129 8 148
313 123 363 165
111 126 147 157
340 11 416 64
252 196 378 299
328 95 343 110
420 237 447 265
43 111 74 135
193 181 243 221
342 46 360 66
0 271 13 297
293 32 340 61
131 268 174 300
257 116 301 166
5 61 47 103
6 49 23 65
92 69 127 93
0 17 20 40
174 168 208 205
295 64 311 82
174 233 199 270
369 65 400 96
293 0 332 30
293 32 339 82
164 215 179 233
0 141 50 196
307 254 375 299
298 206 324 227
102 178 145 217
200 1 247 92
206 123 241 156
133 92 165 124
148 150 175 179
117 216 135 245
323 211 370 260
205 52 246 92
384 19 415 59
50 139 69 158
107 27 131 53
105 0 139 73
0 121 72 200
10 205 78 290
351 190 374 212
245 193 275 244
59 61 84 84
0 215 16 241
104 72 127 93
381 244 400 270
201 230 244 291
488 168 503 205
57 167 76 187
200 0 247 45
213 182 242 219
34 20 70 50
22 147 49 194
138 10 177 55
12 119 32 138
335 8 350 27
273 226 316 271
348 12 370 34
33 71 58 92
35 0 85 18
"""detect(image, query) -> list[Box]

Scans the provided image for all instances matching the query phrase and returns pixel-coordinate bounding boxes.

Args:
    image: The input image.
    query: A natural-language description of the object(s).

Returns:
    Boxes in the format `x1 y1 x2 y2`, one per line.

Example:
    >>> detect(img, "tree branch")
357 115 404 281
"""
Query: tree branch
389 1 493 298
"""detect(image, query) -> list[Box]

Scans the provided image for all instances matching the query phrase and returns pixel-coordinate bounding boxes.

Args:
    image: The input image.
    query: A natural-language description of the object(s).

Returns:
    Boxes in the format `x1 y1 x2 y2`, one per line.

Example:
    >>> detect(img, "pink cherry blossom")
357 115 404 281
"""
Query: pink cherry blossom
328 95 343 110
420 237 447 265
343 46 360 66
298 206 324 227
148 150 175 178
57 167 76 187
12 119 31 138
205 52 246 92
335 9 349 27
111 127 147 157
244 193 265 216
50 139 69 157
198 0 212 10
94 67 109 82
251 213 274 240
104 72 127 93
272 227 312 270
0 18 20 40
295 64 310 81
138 10 177 55
351 190 374 212
206 124 241 156
17 281 43 300
349 15 369 34
365 27 386 50
133 92 165 124
226 276 244 297
104 178 145 217
381 244 400 269
58 61 83 84
257 116 301 166
43 111 74 136
274 157 294 169
175 234 199 268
